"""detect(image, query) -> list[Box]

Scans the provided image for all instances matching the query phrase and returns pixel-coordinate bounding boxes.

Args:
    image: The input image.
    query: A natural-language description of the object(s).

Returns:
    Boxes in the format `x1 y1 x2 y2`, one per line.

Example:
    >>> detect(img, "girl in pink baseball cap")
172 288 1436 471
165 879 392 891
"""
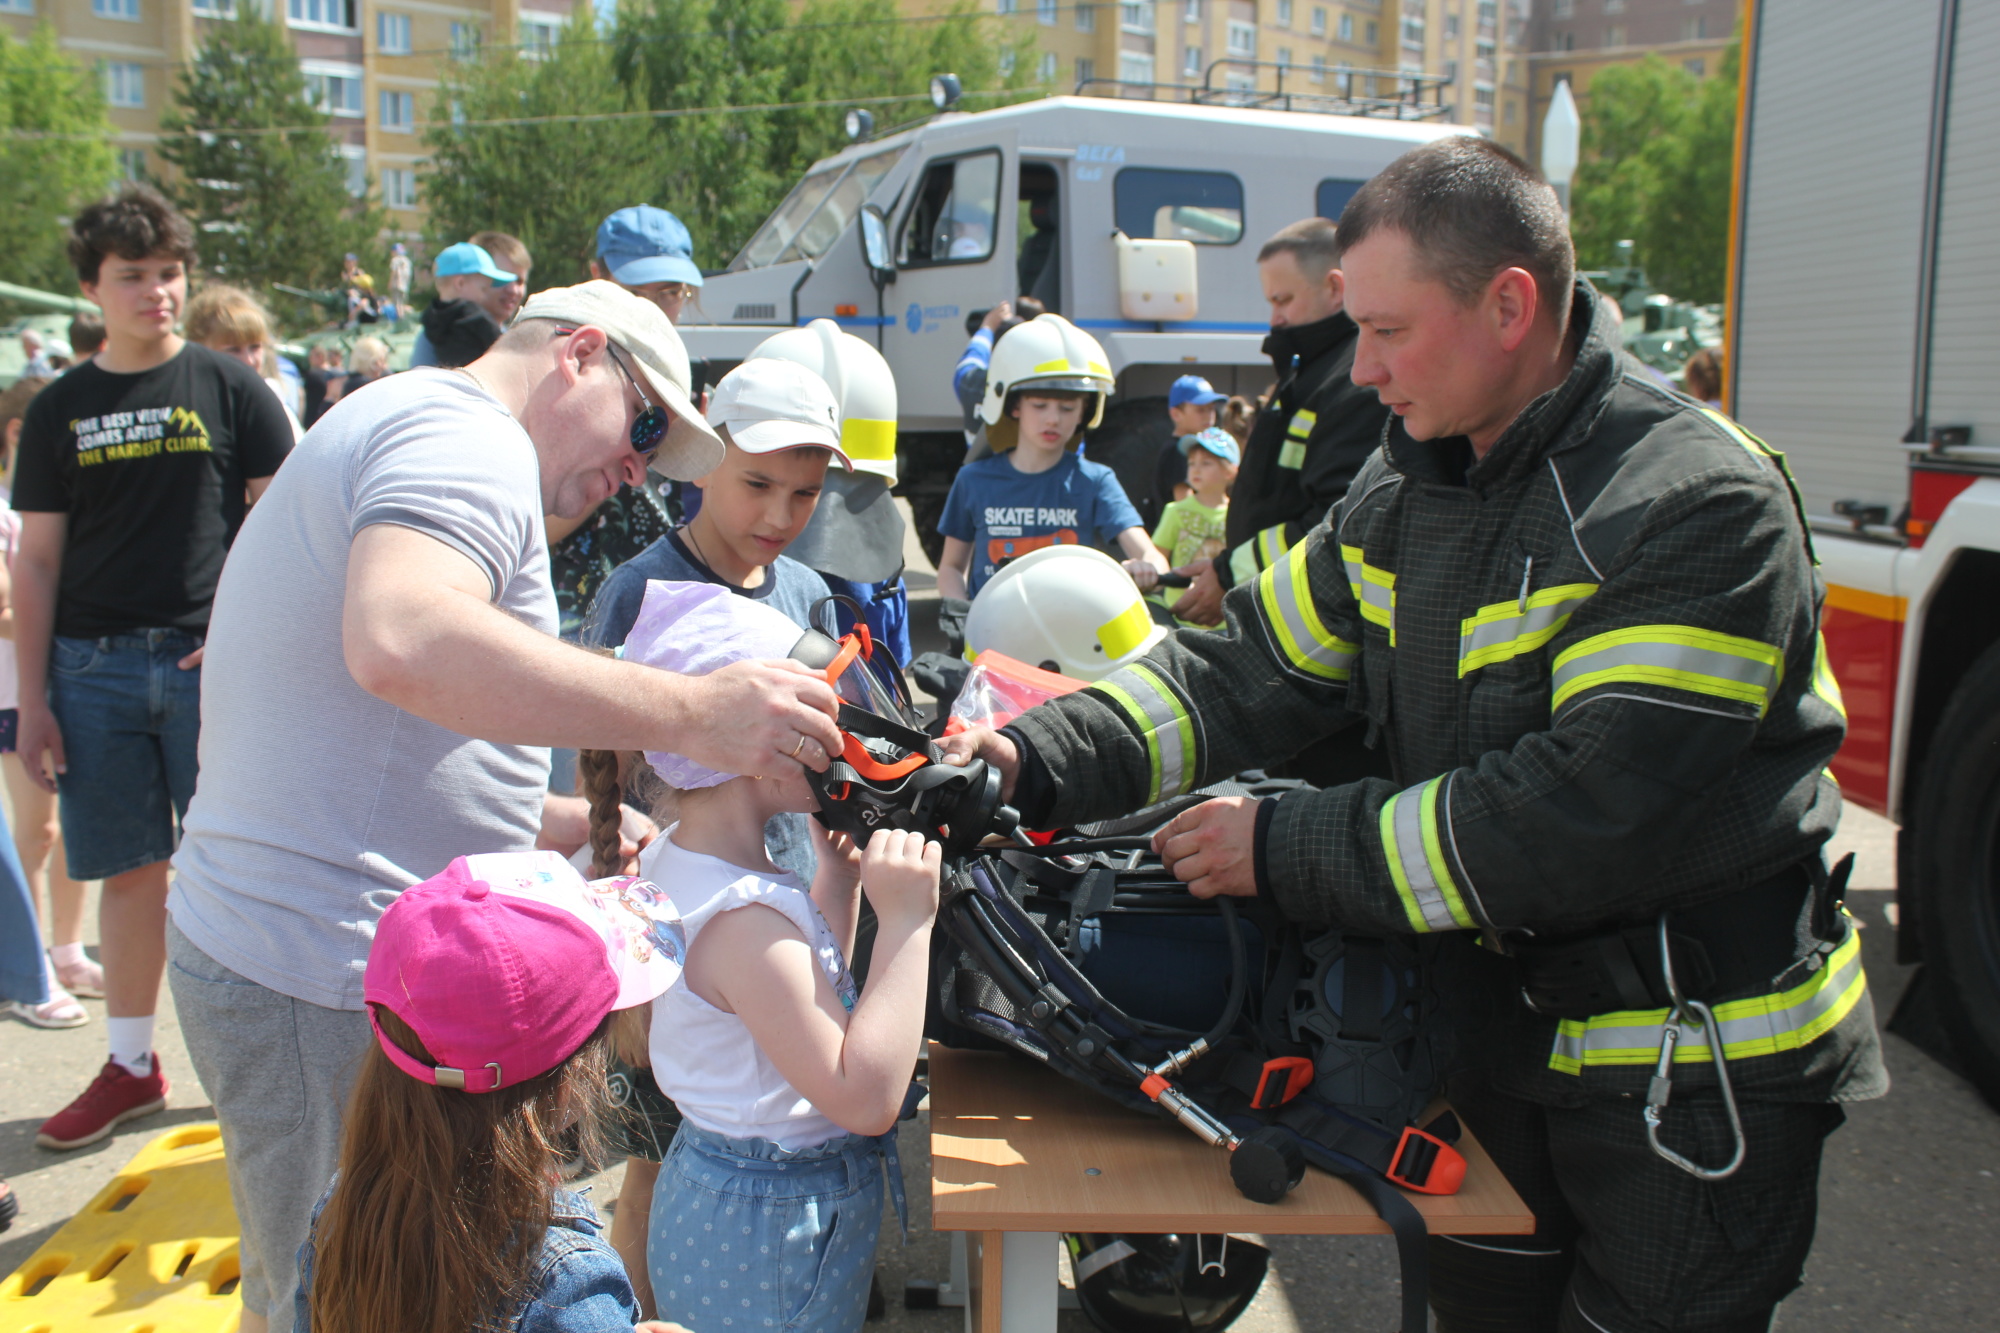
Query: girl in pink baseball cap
295 851 692 1333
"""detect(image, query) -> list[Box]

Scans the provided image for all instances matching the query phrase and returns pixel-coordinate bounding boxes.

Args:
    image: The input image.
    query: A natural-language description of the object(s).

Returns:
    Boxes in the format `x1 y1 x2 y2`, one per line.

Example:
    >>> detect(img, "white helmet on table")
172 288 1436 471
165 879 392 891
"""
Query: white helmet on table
965 544 1166 681
978 314 1115 454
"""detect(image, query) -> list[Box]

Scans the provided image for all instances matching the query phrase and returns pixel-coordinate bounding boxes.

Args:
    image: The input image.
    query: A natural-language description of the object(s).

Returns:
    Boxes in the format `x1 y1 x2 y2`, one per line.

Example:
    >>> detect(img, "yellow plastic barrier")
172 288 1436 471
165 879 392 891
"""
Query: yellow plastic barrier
0 1122 242 1333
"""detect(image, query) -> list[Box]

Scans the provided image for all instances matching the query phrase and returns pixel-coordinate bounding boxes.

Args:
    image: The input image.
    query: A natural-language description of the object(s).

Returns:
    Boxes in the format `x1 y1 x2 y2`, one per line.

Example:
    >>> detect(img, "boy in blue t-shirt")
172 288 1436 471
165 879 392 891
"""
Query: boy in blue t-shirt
936 388 1167 601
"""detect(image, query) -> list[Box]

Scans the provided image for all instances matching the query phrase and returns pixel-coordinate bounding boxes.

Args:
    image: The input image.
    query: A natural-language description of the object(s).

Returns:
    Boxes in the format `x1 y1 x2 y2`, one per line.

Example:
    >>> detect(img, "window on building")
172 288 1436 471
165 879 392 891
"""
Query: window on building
1443 58 1457 81
378 11 411 52
1224 69 1255 98
1119 51 1156 84
1077 2 1095 28
1551 0 1572 17
0 0 35 15
1276 0 1291 27
339 146 367 199
1184 0 1198 22
1682 16 1706 40
385 168 418 210
1402 15 1424 49
380 90 415 131
1122 1 1154 32
1077 56 1096 82
1604 23 1624 47
996 0 1015 13
451 20 481 56
1310 6 1324 35
1315 177 1362 220
93 0 138 17
1684 56 1706 76
1226 20 1255 55
1503 97 1515 123
1115 167 1244 244
303 64 364 116
1476 0 1495 24
1338 12 1352 41
1443 12 1456 39
899 151 1002 266
288 0 355 29
102 61 143 107
1184 45 1201 76
1276 46 1292 70
1310 52 1325 82
1039 0 1057 24
1553 30 1573 51
1476 36 1495 62
192 0 235 17
521 12 564 54
999 48 1016 74
1605 0 1623 10
1365 20 1377 44
116 147 146 178
1039 49 1058 79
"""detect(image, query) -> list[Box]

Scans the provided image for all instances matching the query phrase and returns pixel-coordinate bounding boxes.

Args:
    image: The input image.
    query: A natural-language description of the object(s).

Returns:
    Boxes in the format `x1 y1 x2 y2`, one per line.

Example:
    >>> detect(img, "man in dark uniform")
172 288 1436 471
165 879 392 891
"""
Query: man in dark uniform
1169 217 1388 628
948 137 1884 1333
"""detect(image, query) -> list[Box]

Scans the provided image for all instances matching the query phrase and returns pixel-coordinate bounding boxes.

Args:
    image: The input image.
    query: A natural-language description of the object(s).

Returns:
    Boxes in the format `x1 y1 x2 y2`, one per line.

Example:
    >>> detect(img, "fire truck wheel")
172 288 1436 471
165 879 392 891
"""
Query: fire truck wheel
1912 637 2000 1112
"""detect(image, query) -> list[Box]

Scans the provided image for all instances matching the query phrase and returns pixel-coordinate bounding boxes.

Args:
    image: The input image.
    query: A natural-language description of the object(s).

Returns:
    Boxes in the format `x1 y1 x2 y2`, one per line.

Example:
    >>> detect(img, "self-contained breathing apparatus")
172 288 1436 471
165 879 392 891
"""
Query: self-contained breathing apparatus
796 606 1464 1333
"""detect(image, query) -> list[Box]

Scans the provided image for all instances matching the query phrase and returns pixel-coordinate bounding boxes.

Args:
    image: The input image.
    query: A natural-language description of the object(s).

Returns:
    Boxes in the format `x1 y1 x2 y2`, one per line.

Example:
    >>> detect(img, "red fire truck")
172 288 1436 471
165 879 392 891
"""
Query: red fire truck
1727 0 2000 1103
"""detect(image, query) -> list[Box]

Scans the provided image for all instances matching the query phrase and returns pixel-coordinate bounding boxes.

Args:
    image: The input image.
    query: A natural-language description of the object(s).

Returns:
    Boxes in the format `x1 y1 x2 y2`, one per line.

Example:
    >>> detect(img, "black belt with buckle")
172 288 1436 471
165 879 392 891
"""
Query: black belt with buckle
1509 863 1821 1020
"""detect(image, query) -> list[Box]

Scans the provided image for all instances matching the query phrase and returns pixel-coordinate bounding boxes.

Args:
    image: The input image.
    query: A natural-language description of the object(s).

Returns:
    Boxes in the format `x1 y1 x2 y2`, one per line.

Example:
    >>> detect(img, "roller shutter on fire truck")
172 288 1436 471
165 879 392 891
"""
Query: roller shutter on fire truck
1730 0 2000 1107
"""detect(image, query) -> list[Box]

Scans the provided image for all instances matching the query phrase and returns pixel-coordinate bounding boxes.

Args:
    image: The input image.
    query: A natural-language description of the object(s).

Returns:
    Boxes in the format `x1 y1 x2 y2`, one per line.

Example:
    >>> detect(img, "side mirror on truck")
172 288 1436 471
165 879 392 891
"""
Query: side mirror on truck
860 206 895 287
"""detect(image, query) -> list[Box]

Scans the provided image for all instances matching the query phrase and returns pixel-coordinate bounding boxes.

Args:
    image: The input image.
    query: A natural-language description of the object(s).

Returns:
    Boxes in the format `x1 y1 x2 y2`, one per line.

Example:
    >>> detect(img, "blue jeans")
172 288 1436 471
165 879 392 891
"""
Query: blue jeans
650 1121 905 1332
47 629 202 880
0 799 47 1005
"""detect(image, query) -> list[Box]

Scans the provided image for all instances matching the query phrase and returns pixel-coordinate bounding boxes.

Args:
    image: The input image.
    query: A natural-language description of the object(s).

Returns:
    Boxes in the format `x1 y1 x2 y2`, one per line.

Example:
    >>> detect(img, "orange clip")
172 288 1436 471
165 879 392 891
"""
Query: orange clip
1249 1056 1314 1110
1386 1125 1467 1196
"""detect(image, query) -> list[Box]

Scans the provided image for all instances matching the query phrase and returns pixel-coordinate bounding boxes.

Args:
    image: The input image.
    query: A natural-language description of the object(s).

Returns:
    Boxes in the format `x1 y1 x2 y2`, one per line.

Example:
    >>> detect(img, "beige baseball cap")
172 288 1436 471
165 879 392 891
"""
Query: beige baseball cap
516 280 723 480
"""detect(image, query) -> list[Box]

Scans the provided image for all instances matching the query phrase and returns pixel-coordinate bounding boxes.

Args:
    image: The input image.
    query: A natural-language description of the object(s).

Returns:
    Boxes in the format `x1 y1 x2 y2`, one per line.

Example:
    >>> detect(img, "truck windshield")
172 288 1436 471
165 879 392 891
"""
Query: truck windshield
730 145 907 271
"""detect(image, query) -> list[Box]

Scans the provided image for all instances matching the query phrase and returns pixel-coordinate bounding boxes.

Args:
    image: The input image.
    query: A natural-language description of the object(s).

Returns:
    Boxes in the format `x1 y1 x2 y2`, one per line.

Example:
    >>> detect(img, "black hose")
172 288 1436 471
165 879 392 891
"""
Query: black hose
1201 898 1247 1050
1004 835 1158 857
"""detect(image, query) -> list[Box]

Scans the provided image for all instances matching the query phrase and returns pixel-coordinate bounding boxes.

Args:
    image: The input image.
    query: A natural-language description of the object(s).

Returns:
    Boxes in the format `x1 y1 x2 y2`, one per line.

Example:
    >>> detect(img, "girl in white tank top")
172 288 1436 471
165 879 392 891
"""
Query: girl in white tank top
633 777 940 1333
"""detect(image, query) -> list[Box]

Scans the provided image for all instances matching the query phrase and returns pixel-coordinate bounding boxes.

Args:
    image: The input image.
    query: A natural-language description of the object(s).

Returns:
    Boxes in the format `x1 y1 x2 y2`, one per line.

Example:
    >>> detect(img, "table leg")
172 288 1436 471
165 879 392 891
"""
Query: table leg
965 1232 1058 1333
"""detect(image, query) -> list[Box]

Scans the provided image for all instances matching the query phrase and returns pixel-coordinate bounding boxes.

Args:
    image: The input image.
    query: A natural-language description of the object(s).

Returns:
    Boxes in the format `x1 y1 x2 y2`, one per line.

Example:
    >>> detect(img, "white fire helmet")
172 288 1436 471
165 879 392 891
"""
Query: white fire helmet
747 318 899 483
978 314 1115 454
965 544 1166 682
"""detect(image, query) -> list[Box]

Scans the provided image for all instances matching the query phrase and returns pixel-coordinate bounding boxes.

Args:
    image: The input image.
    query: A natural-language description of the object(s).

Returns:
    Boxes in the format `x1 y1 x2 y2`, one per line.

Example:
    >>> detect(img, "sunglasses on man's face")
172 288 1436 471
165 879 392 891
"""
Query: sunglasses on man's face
554 328 670 460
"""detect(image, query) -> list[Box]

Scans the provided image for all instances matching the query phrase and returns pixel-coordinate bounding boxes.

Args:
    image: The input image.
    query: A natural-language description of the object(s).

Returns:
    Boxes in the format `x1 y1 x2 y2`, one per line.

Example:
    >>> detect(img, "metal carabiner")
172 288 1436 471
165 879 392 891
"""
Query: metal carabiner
1641 913 1747 1181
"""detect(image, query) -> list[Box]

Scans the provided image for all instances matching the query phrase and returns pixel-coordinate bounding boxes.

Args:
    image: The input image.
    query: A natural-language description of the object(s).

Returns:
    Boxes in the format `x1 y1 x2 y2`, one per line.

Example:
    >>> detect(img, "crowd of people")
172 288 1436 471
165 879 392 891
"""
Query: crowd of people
0 130 1872 1333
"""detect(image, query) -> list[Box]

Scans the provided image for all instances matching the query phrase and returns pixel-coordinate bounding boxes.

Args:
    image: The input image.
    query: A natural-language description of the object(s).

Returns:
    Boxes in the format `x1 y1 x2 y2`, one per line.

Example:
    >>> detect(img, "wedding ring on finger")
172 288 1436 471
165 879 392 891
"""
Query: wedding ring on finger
791 733 808 760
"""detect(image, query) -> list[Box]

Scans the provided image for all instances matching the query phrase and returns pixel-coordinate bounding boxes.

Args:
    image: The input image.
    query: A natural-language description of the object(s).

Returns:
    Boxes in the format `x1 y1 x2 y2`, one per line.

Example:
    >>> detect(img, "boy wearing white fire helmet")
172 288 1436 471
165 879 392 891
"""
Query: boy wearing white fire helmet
935 314 1167 602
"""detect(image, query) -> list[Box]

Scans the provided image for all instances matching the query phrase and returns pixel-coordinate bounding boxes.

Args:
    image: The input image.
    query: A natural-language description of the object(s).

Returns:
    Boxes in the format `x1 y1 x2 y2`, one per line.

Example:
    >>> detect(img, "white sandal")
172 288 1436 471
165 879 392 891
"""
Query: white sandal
54 957 106 1000
8 991 89 1029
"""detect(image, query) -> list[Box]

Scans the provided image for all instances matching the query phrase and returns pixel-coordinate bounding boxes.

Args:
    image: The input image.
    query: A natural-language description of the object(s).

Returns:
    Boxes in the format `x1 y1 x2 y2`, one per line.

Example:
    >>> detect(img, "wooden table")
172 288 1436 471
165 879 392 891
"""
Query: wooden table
927 1043 1534 1332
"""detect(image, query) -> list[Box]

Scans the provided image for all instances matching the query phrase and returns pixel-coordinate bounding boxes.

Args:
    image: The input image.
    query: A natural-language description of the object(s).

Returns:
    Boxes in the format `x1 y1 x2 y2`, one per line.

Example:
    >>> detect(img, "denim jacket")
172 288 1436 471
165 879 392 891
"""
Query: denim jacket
295 1180 643 1332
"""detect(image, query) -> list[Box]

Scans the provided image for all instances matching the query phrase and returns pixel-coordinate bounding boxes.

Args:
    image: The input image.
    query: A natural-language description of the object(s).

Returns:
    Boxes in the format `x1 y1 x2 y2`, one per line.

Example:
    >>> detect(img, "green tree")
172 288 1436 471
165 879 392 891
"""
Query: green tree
423 12 664 288
157 8 383 316
1569 39 1738 304
614 0 1035 269
0 24 117 296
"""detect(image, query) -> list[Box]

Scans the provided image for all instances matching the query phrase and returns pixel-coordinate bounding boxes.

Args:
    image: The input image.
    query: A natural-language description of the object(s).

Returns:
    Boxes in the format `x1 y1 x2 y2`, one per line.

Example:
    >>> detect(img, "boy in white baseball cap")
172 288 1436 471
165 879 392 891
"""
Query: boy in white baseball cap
582 356 850 874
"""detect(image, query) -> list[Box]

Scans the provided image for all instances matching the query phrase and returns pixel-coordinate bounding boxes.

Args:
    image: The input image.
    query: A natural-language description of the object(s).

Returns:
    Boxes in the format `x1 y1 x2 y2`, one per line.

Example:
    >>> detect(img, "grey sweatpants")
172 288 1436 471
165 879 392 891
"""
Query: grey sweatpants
167 918 370 1333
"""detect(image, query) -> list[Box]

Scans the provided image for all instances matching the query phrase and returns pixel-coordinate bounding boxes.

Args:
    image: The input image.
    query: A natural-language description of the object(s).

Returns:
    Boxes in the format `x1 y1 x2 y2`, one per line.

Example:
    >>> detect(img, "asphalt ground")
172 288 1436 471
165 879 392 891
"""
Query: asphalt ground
5 506 1997 1328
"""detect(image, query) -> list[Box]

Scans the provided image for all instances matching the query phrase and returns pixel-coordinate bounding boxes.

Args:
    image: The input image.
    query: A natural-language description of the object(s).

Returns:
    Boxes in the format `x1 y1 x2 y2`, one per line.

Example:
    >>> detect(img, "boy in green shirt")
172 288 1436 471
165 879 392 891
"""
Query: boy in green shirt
1142 427 1238 626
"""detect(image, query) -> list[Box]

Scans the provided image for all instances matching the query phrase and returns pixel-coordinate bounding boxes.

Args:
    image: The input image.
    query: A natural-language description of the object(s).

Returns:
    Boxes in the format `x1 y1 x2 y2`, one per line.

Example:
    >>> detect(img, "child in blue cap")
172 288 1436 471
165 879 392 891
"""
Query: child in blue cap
1138 425 1239 626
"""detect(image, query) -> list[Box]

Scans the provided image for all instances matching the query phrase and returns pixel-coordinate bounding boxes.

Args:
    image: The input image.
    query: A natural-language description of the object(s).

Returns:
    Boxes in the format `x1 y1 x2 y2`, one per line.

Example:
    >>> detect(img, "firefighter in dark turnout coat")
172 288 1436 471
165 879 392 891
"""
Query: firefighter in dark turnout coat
945 139 1884 1333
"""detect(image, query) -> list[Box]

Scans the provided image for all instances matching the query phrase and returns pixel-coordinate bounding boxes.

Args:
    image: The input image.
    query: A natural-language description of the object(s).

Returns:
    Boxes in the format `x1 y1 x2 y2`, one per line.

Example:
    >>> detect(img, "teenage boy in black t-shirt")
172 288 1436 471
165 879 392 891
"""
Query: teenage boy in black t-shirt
14 185 293 1153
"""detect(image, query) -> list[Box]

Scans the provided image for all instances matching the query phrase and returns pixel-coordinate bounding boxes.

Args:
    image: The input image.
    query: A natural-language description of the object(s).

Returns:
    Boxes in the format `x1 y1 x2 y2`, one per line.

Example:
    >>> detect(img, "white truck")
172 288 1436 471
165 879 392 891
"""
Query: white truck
1728 0 2000 1104
676 89 1464 558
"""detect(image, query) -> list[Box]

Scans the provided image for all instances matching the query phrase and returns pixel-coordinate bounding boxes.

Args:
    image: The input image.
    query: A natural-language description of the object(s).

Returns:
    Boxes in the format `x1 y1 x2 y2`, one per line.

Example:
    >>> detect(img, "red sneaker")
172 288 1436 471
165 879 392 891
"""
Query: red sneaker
36 1056 169 1150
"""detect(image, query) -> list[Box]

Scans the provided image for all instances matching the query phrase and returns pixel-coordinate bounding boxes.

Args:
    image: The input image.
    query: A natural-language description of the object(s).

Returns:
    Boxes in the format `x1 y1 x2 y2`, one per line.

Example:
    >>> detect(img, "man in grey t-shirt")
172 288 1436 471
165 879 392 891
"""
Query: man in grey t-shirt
166 282 844 1333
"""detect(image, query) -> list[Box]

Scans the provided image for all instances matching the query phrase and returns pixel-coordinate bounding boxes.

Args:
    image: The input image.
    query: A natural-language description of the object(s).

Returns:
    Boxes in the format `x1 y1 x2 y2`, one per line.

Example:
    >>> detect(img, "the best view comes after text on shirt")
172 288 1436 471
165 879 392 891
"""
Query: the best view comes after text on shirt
12 343 295 637
938 451 1144 598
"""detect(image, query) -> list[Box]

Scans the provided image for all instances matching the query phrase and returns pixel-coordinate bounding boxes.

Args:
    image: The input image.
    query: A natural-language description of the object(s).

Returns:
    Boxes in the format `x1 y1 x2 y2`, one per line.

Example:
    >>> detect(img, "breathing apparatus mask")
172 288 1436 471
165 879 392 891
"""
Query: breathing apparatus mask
789 600 1021 856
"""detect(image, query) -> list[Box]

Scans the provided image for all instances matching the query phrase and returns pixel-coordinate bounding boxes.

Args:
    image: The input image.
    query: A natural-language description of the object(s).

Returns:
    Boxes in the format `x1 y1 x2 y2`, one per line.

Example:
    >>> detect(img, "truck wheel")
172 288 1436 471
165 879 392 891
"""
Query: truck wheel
1912 638 2000 1110
1086 396 1176 533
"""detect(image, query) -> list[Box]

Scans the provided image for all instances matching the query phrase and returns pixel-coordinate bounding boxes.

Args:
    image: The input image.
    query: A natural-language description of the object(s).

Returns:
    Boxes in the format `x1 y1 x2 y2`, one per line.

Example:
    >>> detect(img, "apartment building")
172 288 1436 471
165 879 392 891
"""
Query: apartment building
0 0 583 228
963 0 1531 156
1523 0 1740 159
